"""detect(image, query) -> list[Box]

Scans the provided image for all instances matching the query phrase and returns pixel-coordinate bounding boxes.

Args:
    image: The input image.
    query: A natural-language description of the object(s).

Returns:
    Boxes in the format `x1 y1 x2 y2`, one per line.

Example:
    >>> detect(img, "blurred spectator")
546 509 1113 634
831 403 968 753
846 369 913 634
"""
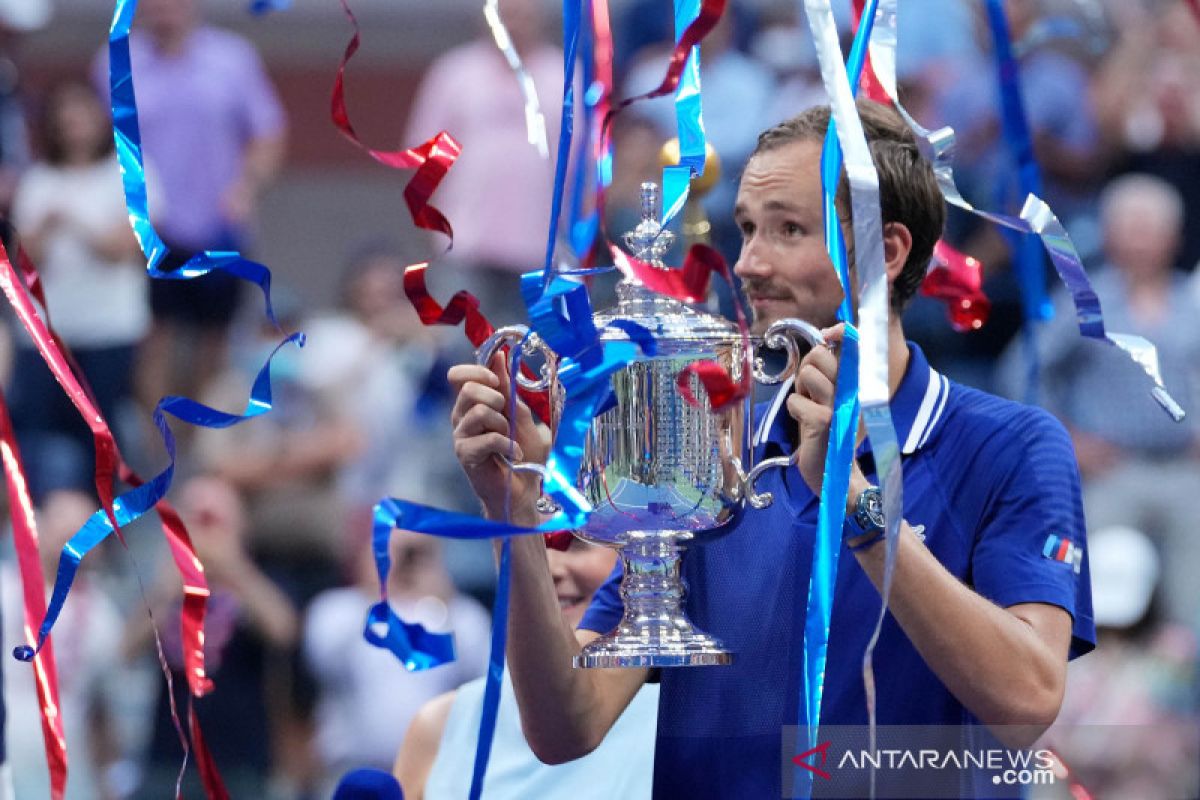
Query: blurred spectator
1094 0 1200 271
193 292 360 597
0 0 48 247
1043 525 1198 799
7 79 149 502
93 0 287 409
998 174 1200 626
128 475 298 799
403 0 562 325
395 538 657 799
2 490 123 800
300 243 463 524
192 295 363 796
305 528 490 795
622 10 774 264
936 0 1104 273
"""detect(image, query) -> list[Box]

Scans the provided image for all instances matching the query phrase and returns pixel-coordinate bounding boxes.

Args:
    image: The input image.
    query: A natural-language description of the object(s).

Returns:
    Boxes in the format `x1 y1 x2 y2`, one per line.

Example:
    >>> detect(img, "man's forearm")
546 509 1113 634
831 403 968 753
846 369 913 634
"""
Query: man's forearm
503 532 601 761
852 524 1068 741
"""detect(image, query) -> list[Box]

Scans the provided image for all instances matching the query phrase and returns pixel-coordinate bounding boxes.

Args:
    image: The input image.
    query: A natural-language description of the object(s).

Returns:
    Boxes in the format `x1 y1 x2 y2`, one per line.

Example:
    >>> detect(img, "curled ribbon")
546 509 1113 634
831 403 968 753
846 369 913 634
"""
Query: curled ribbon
14 333 305 665
864 0 1184 421
332 0 551 423
110 0 278 324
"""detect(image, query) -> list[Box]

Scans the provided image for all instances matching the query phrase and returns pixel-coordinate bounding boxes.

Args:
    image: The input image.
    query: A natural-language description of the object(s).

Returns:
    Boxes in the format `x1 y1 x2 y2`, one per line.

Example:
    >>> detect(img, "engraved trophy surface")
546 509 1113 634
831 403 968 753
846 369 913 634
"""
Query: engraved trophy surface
477 183 822 668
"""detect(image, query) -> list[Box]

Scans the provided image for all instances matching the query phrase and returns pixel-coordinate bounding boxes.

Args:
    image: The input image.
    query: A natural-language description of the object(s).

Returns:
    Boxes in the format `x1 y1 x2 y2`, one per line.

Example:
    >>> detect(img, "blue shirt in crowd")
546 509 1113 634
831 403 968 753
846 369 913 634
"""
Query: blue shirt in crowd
580 343 1096 799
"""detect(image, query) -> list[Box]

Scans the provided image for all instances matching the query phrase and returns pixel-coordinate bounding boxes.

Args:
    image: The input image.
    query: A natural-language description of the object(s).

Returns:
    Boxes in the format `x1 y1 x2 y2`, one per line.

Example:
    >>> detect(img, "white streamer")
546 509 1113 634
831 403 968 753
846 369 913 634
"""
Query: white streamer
484 0 550 158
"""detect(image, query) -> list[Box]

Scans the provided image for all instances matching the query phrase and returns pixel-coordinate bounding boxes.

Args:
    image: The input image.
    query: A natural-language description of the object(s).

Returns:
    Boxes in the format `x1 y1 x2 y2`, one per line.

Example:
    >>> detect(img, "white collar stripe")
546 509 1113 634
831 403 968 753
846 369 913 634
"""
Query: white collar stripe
917 373 950 451
755 377 794 447
902 367 943 454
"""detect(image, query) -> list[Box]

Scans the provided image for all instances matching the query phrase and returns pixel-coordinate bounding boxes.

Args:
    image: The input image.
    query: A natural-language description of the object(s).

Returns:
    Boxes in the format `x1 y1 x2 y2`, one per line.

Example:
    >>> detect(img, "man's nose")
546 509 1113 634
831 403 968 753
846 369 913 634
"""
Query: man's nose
734 236 770 279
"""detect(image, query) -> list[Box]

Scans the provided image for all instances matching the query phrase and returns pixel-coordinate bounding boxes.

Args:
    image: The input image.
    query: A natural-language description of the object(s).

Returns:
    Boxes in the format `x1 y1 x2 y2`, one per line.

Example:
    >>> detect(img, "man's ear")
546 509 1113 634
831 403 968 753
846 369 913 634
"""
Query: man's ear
883 221 913 288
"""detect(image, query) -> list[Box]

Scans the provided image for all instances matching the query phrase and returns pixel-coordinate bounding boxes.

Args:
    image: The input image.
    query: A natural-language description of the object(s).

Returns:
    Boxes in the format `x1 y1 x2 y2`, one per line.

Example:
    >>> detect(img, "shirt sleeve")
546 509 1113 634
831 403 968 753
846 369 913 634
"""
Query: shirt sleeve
578 559 623 634
232 39 286 140
970 407 1096 659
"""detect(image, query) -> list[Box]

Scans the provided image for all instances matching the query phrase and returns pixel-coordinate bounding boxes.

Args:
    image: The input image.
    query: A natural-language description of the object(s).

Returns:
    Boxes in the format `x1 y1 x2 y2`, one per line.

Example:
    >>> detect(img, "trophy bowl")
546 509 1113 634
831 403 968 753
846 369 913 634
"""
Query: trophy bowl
476 185 823 668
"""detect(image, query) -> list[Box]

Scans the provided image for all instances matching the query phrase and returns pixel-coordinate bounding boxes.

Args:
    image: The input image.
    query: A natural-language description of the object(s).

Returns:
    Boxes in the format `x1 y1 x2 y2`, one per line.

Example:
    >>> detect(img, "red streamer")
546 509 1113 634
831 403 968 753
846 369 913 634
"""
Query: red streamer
0 243 121 538
332 0 550 422
608 0 727 119
2 242 225 796
0 391 67 800
851 1 990 333
922 241 991 332
851 0 890 103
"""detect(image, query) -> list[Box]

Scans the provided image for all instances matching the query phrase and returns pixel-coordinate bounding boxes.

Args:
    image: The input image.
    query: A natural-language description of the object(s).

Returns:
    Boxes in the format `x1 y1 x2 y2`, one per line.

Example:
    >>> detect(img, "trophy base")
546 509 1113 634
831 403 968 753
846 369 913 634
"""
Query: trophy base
571 531 734 668
574 631 733 668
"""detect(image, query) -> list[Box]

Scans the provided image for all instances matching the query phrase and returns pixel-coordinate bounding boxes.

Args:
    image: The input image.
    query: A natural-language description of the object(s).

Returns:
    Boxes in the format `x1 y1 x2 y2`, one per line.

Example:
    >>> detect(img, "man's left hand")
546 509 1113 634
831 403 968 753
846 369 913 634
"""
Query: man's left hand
787 324 845 498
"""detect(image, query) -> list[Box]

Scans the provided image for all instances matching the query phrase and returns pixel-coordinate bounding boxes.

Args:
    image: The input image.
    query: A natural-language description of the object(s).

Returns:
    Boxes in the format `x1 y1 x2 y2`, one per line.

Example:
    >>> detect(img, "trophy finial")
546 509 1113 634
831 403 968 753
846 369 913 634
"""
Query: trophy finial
623 181 675 267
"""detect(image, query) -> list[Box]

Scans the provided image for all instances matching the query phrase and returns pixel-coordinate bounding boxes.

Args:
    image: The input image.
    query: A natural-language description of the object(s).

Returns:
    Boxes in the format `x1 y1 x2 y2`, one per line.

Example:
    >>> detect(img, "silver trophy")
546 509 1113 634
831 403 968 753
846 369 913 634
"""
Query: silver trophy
477 183 822 668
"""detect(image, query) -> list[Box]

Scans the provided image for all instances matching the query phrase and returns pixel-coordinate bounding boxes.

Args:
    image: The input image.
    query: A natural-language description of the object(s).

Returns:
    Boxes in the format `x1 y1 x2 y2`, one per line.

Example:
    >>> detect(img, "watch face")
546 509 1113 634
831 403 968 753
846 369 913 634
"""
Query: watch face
862 489 885 527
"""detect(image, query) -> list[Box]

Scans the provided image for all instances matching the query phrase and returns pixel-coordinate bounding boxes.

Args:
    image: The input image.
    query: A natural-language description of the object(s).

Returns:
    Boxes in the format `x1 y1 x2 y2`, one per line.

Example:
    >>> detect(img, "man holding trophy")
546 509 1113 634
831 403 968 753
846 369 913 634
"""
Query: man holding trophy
447 101 1093 798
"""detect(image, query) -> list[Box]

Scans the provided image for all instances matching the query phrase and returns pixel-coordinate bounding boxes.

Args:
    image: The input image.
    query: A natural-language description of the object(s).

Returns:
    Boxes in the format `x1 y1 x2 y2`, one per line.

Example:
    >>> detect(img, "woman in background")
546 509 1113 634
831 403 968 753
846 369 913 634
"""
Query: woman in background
8 79 150 500
394 538 659 799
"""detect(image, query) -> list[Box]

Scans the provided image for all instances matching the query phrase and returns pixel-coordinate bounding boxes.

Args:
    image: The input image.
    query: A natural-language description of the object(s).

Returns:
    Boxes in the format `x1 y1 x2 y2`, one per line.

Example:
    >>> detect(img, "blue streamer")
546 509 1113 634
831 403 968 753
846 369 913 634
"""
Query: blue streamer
794 7 874 795
468 538 512 800
568 0 598 260
795 328 859 797
109 0 278 323
661 0 707 227
539 0 582 286
984 0 1052 401
14 334 305 662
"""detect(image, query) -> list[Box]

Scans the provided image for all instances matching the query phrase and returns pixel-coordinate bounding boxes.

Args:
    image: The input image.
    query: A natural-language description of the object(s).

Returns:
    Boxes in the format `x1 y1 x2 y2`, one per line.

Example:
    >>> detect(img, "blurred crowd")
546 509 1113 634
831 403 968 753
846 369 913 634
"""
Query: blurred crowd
0 0 1195 798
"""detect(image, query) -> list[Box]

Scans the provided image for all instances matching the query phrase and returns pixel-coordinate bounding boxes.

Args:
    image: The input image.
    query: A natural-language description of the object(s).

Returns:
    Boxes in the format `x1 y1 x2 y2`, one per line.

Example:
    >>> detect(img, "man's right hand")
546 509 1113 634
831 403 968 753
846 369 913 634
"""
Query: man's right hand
448 352 551 522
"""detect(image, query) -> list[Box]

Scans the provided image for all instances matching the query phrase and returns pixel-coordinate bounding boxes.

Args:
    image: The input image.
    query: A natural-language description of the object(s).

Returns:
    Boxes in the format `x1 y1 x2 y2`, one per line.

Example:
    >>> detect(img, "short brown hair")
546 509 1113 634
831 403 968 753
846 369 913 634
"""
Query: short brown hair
752 100 944 313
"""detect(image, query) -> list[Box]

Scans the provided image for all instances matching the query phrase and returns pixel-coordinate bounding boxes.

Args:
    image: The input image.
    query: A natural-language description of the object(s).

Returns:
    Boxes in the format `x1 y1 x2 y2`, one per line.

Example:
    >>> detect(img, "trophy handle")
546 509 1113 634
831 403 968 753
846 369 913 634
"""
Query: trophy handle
475 324 557 392
752 318 825 385
737 453 798 510
474 325 563 514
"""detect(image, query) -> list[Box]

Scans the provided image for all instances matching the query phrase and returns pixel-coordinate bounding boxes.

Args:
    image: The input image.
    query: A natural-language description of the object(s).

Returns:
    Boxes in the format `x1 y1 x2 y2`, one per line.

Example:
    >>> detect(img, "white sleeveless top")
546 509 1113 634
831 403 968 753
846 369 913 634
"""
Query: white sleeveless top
424 670 658 799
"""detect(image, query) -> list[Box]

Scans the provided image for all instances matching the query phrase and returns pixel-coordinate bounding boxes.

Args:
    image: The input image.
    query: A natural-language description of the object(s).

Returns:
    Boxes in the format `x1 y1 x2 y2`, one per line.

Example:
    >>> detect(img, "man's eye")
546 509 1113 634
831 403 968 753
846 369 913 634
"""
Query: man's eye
739 221 755 238
783 222 803 237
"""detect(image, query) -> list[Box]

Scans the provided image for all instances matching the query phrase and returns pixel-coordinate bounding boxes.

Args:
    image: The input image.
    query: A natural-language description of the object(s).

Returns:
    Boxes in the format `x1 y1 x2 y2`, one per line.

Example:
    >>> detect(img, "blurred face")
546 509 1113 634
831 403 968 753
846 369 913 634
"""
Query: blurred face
548 538 618 629
50 85 108 161
497 0 544 51
139 0 197 43
734 140 845 333
348 257 406 318
1104 206 1180 279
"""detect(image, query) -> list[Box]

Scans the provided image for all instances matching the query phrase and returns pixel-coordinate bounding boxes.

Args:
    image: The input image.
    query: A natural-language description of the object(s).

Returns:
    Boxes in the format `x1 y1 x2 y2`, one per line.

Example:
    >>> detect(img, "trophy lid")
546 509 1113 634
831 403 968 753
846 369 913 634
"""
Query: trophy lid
596 182 737 346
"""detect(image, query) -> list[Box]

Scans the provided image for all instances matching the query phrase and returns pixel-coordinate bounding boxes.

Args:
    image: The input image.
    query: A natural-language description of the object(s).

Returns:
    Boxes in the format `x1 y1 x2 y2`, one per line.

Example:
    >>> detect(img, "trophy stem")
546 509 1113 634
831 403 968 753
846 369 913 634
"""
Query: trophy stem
574 533 732 668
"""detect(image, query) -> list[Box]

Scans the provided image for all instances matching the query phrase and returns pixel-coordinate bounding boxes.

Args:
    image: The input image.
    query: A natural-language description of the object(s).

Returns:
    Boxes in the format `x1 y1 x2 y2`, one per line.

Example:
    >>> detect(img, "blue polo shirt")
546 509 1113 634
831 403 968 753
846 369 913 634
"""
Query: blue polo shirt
580 343 1095 799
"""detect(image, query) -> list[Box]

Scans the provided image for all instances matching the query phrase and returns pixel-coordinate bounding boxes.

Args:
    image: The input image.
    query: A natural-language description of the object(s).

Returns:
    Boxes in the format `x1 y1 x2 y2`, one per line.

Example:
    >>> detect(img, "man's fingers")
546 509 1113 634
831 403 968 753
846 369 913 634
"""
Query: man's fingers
448 363 500 392
455 404 514 439
796 362 835 406
450 381 508 426
787 393 833 434
454 432 525 467
820 323 846 347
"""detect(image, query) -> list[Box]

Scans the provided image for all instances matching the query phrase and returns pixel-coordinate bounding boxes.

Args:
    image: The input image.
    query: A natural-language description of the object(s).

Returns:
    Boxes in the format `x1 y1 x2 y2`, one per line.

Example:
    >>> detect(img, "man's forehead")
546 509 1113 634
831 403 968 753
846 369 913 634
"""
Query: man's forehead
737 142 822 209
